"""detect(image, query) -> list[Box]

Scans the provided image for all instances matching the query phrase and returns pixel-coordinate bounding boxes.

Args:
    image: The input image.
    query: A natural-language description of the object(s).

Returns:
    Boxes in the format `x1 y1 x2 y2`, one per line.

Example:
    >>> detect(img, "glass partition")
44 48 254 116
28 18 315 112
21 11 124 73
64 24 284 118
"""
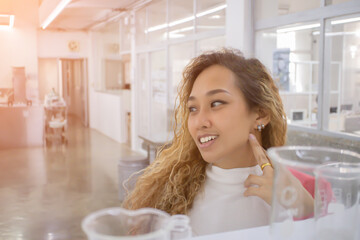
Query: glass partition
196 36 225 55
254 0 321 21
255 22 321 128
135 7 147 46
169 0 194 39
147 0 167 43
137 53 149 136
150 50 167 136
325 14 360 135
196 0 226 33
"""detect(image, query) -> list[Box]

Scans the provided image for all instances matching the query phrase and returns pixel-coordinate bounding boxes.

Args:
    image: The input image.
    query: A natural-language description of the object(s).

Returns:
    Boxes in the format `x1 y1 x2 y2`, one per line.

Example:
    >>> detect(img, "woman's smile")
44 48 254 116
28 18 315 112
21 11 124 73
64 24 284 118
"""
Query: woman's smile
198 134 219 149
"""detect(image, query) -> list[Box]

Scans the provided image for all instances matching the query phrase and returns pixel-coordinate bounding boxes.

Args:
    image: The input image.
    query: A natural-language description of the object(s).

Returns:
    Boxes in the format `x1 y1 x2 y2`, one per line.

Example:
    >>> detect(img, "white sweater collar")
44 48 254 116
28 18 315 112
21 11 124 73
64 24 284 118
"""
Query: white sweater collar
206 164 262 185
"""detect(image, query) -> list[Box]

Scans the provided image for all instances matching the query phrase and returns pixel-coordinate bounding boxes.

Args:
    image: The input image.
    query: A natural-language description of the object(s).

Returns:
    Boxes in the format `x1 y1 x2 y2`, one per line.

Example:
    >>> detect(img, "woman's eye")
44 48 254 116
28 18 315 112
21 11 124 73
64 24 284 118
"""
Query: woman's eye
188 106 197 112
211 101 225 107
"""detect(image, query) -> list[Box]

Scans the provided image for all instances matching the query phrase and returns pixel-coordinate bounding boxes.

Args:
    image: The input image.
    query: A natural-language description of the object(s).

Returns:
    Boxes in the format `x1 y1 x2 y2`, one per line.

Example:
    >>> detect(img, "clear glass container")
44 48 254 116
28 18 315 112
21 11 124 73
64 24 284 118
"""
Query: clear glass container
267 146 360 240
82 207 191 240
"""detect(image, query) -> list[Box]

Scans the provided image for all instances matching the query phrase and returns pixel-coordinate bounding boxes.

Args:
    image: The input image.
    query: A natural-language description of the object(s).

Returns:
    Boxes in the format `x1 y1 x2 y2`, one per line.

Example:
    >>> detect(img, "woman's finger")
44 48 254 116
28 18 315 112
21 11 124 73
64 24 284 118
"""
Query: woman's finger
244 186 261 198
244 186 272 205
244 174 265 187
249 134 273 175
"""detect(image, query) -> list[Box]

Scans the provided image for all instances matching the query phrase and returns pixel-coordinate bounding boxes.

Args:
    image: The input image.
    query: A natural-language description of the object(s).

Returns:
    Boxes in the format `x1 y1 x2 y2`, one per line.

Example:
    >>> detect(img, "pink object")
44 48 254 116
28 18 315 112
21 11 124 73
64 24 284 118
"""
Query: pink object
289 168 334 220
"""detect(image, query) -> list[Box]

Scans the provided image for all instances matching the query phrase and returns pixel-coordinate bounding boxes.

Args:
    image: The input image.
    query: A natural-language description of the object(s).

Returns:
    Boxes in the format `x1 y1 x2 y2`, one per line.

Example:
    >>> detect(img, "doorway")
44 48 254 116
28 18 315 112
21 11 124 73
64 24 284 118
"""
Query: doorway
60 59 88 127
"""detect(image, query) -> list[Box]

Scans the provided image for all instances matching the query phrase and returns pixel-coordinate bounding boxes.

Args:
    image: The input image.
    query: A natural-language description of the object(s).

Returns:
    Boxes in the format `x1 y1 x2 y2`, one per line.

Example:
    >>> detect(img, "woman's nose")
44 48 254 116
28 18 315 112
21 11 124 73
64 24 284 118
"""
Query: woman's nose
196 109 211 129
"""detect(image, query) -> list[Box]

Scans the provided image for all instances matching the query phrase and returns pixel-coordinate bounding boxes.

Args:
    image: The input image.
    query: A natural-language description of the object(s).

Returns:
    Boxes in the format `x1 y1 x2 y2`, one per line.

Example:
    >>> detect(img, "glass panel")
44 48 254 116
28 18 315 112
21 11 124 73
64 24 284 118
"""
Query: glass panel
101 22 120 56
196 0 226 33
196 36 225 55
255 22 320 128
147 0 167 43
325 14 360 135
104 59 122 90
137 53 149 136
135 7 147 46
169 0 194 39
92 22 120 91
325 0 352 5
150 50 167 136
255 0 321 21
121 16 131 51
169 42 194 107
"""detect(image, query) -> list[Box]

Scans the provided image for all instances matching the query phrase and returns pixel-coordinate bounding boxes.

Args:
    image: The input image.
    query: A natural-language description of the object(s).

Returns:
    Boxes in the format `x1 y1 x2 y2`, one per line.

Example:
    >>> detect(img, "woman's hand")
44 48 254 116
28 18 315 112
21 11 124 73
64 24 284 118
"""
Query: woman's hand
243 133 273 205
243 133 315 218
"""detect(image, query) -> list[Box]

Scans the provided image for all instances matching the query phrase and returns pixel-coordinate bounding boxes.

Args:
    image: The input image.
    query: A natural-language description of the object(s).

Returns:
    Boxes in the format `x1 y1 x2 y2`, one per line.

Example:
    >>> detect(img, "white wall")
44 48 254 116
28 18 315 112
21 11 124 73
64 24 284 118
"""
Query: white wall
88 90 130 143
37 30 89 58
0 0 38 96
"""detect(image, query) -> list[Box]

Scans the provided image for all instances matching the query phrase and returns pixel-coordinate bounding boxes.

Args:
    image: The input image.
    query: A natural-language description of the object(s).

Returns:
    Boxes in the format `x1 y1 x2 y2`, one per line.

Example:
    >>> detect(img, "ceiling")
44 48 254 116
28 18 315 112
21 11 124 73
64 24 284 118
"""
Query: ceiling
45 0 143 31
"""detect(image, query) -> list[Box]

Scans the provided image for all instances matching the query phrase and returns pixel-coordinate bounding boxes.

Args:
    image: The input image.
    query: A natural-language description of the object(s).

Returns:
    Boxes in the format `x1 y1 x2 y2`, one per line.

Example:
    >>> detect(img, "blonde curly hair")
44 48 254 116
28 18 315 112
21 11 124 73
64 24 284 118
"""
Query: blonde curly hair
122 48 287 215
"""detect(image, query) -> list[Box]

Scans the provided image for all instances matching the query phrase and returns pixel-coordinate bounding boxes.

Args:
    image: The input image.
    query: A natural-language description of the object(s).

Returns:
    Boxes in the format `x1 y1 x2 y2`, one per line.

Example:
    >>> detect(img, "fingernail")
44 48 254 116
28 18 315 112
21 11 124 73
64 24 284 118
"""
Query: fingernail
249 134 256 140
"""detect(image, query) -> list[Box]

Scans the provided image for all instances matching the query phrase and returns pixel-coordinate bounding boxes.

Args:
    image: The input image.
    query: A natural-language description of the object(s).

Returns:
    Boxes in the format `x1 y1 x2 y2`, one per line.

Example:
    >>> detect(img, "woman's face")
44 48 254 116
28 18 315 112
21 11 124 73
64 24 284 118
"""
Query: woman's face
187 65 258 168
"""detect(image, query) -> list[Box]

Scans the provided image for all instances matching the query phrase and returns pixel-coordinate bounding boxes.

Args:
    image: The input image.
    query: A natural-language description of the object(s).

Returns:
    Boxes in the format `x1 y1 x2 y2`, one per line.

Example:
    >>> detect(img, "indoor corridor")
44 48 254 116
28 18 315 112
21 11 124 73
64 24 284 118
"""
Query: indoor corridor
0 116 139 240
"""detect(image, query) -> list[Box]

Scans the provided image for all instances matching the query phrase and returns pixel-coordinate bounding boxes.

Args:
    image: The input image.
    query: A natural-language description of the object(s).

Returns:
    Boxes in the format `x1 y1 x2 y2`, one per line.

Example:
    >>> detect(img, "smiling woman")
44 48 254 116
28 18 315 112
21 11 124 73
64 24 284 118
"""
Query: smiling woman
122 48 307 236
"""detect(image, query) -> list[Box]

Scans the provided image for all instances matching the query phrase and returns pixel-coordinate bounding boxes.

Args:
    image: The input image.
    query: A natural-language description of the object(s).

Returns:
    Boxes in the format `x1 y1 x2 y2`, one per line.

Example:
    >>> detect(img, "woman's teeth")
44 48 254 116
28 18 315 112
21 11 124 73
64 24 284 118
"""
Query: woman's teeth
200 136 217 144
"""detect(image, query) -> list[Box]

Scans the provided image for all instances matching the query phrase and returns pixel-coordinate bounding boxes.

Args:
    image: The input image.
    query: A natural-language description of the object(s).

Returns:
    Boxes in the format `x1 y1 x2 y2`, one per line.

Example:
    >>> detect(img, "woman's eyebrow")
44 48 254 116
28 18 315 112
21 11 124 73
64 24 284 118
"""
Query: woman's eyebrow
188 89 231 102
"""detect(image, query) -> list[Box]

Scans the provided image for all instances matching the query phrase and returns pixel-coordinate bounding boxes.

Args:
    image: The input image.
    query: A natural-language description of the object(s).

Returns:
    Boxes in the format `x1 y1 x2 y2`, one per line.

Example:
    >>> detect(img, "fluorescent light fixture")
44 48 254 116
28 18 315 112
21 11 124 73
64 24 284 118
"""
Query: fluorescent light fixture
277 23 320 33
196 4 227 18
168 16 194 27
41 0 71 29
145 4 226 33
0 14 14 29
170 26 194 34
331 17 360 25
210 15 221 19
145 23 167 33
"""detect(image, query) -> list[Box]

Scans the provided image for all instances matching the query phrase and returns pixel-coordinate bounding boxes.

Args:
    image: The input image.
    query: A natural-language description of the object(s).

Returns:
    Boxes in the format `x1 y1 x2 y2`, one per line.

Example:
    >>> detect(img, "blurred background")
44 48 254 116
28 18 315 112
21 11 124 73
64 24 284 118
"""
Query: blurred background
0 0 359 239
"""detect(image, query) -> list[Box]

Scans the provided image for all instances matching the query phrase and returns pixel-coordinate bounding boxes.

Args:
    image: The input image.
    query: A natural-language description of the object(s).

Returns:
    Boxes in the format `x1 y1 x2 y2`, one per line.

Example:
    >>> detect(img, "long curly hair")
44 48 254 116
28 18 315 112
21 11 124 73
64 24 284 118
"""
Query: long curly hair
122 48 287 215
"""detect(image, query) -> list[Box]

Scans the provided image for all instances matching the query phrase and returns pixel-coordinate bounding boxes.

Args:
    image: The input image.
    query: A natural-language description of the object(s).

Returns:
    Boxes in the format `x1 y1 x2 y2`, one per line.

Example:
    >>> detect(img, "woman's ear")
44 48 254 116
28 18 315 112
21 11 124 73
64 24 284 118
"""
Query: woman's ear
252 108 270 130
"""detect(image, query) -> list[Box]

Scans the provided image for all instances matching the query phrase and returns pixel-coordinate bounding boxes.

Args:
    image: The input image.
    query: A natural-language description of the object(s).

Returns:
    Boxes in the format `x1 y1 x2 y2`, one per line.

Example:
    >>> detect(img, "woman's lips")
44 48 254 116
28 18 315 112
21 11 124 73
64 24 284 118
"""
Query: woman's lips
198 137 217 149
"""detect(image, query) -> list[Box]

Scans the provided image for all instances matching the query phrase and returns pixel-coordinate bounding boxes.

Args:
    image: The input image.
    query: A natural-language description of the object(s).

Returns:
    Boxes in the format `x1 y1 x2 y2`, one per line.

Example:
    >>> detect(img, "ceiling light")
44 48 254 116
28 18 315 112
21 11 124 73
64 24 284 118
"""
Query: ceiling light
145 4 227 33
331 17 360 25
210 15 221 19
196 4 226 18
41 0 71 29
0 14 14 29
276 23 320 33
168 16 194 27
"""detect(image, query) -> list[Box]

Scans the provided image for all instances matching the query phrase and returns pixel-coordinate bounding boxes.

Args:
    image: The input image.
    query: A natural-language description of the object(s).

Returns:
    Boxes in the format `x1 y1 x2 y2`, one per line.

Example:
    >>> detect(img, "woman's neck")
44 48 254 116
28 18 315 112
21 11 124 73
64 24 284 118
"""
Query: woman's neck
213 142 258 169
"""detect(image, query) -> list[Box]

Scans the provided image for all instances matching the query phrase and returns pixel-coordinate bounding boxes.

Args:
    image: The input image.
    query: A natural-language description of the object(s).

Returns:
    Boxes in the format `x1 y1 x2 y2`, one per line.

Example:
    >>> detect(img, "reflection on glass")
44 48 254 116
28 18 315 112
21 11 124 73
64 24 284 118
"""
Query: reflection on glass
325 0 353 5
196 36 225 55
169 42 194 107
169 0 194 39
92 21 120 91
101 22 120 56
254 0 320 21
147 0 167 43
196 0 226 33
326 15 360 135
135 7 147 46
104 59 122 90
255 22 320 128
137 53 149 136
121 16 131 51
150 50 167 136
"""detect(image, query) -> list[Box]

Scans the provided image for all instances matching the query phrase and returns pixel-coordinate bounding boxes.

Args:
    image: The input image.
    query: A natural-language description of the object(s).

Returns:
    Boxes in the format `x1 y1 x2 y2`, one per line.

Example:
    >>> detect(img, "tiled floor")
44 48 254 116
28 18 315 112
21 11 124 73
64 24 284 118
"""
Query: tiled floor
0 116 141 240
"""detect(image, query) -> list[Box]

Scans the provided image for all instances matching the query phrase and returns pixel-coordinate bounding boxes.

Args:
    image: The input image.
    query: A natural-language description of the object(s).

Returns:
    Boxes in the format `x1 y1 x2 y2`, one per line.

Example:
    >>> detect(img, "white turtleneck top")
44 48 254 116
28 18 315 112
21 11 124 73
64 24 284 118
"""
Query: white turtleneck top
188 164 271 236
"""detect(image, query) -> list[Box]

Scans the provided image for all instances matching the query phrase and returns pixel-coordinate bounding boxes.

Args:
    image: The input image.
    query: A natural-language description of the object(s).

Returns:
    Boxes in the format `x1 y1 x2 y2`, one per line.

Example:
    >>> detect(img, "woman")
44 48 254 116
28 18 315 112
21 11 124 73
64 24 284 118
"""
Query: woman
123 48 313 236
